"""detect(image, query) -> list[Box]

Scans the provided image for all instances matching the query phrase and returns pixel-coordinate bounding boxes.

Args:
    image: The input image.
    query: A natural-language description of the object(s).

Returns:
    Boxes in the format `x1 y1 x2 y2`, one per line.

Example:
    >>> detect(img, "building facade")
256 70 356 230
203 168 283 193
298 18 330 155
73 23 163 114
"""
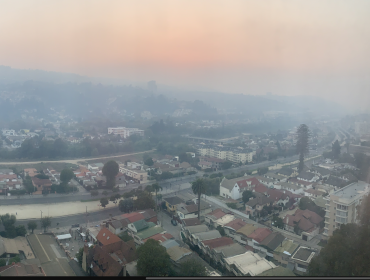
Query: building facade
108 127 144 138
323 181 370 239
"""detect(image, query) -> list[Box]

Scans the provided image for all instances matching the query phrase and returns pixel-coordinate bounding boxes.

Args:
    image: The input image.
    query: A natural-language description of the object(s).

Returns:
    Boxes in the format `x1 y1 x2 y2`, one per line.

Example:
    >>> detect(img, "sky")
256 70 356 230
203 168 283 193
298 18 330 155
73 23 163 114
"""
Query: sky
0 0 369 111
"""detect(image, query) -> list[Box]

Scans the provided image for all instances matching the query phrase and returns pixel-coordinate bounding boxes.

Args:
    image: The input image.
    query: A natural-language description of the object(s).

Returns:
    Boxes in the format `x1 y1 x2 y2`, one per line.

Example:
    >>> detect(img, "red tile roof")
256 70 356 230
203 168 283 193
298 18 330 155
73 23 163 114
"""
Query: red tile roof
143 233 174 243
96 228 122 246
31 177 52 186
224 218 247 231
122 212 145 223
253 183 268 194
247 228 272 243
207 208 227 219
283 209 323 232
202 237 234 249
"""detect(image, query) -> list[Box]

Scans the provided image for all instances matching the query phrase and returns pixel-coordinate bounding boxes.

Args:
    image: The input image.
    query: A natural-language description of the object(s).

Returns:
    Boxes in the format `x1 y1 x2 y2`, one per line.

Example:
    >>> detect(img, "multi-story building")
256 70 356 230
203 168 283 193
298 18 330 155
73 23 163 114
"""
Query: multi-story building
197 145 255 164
323 181 370 239
119 165 148 183
108 127 144 138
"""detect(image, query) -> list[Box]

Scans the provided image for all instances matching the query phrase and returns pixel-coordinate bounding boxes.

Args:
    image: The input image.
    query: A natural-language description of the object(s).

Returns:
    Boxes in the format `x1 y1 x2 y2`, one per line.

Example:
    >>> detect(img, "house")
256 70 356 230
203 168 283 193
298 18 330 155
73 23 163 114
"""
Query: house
107 218 130 235
223 251 276 276
256 266 296 277
181 218 202 227
219 176 253 200
245 196 272 216
199 237 234 257
204 208 227 227
96 228 122 247
304 188 326 199
236 224 258 244
211 243 247 265
275 182 304 195
323 175 347 190
133 226 166 244
175 192 198 205
88 163 103 171
121 212 146 223
200 156 226 170
160 239 179 250
223 218 247 237
127 220 155 233
191 230 222 247
273 239 299 265
247 228 272 244
259 232 286 251
283 209 323 241
176 201 212 220
290 246 317 274
166 246 193 263
254 176 276 188
163 196 185 213
182 225 209 240
24 168 38 178
311 166 331 179
264 173 287 183
31 177 52 194
0 263 46 277
179 162 196 172
82 239 137 276
277 168 297 178
266 189 290 206
142 233 174 243
252 183 269 195
288 178 313 189
297 171 319 183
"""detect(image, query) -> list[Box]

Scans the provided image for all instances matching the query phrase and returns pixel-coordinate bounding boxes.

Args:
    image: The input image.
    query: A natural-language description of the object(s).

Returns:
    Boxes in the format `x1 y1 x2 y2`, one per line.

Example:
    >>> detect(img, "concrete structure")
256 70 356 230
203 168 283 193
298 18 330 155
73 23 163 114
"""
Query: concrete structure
119 165 147 183
323 181 370 238
108 127 144 138
290 246 316 274
223 251 276 276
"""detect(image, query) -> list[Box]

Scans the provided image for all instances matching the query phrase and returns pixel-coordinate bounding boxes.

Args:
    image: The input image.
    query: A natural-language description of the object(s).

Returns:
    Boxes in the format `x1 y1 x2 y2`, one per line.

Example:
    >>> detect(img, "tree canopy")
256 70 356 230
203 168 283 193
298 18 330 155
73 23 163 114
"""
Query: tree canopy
60 168 74 184
119 198 134 213
191 178 207 220
242 190 255 205
102 160 119 188
27 221 37 233
179 259 208 277
296 124 310 173
137 239 172 276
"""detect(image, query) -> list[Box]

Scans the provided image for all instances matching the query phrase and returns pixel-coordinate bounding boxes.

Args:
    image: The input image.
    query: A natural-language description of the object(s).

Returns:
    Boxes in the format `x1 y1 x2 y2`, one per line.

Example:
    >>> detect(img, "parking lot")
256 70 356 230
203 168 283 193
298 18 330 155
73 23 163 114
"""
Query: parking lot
27 234 76 276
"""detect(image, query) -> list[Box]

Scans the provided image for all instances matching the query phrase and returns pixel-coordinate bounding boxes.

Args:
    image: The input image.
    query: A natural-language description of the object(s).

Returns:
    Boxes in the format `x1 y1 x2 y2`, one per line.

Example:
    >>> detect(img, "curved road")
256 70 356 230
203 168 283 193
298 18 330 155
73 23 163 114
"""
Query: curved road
0 149 155 165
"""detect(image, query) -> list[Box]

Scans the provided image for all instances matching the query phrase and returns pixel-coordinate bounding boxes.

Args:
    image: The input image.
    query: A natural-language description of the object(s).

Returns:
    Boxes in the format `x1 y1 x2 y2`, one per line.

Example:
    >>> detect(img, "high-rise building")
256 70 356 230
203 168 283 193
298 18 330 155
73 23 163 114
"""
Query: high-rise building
323 181 370 239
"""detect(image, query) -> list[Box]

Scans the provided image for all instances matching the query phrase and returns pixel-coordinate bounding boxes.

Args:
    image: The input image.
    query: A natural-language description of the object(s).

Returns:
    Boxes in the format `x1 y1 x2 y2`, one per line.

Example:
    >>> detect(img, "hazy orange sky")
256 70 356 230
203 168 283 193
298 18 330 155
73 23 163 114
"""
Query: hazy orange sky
1 0 369 110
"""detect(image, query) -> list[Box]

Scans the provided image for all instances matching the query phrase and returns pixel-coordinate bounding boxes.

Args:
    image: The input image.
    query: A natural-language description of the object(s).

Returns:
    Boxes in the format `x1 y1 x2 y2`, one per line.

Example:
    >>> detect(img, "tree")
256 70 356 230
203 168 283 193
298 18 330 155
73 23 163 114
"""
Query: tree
191 178 207 220
134 191 155 210
152 183 163 212
119 199 134 213
75 247 84 267
216 225 226 236
226 202 237 209
137 239 172 276
271 216 284 229
35 173 49 179
332 140 341 159
100 198 109 208
91 190 99 196
119 231 134 242
27 221 37 233
257 166 269 175
60 168 74 184
144 157 154 166
242 190 255 205
221 161 232 170
15 225 27 237
1 214 17 238
296 124 310 173
41 216 51 232
179 259 208 277
102 190 108 196
102 160 119 189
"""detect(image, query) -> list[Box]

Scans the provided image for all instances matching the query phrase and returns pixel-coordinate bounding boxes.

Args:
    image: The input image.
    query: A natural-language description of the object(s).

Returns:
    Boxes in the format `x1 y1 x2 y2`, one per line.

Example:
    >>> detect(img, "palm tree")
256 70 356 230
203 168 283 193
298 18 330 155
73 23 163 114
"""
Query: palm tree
152 183 163 212
191 178 207 220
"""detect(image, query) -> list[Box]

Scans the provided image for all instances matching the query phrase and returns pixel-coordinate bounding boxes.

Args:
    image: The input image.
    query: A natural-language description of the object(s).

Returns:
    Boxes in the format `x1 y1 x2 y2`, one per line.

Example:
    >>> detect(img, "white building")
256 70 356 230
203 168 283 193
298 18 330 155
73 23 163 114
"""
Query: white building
323 181 370 239
108 127 144 138
224 251 276 276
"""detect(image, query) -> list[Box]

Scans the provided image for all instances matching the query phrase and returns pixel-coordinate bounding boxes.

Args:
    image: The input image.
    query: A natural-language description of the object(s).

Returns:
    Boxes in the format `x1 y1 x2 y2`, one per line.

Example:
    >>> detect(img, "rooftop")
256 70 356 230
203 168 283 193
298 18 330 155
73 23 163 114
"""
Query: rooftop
291 246 316 263
136 226 165 240
274 239 299 255
331 181 369 203
166 246 192 262
163 196 185 206
257 266 296 277
193 230 221 241
96 228 122 246
184 224 209 234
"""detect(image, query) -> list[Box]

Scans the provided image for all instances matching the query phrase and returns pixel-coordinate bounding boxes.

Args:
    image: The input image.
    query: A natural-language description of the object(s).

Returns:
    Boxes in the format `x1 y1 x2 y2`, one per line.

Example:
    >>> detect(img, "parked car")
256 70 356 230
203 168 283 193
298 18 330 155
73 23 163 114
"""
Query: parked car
171 219 177 226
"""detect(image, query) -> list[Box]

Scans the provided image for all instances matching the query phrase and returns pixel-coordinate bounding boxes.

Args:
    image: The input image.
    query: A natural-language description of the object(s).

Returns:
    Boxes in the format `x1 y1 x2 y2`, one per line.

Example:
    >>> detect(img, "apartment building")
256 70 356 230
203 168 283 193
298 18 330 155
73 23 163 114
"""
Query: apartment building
323 181 370 239
119 165 148 183
108 127 144 138
197 145 255 164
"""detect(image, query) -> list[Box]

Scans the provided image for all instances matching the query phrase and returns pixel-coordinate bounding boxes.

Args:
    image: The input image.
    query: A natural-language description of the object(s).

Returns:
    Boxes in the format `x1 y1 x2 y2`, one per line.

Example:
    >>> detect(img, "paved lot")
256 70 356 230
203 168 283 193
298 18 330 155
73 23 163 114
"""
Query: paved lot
157 211 183 244
27 234 76 276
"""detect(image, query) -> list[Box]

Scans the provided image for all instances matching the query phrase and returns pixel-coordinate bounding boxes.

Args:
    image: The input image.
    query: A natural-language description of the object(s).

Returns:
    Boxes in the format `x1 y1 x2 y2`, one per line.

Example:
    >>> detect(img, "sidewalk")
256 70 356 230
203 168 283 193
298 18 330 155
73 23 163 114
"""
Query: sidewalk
0 200 117 219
